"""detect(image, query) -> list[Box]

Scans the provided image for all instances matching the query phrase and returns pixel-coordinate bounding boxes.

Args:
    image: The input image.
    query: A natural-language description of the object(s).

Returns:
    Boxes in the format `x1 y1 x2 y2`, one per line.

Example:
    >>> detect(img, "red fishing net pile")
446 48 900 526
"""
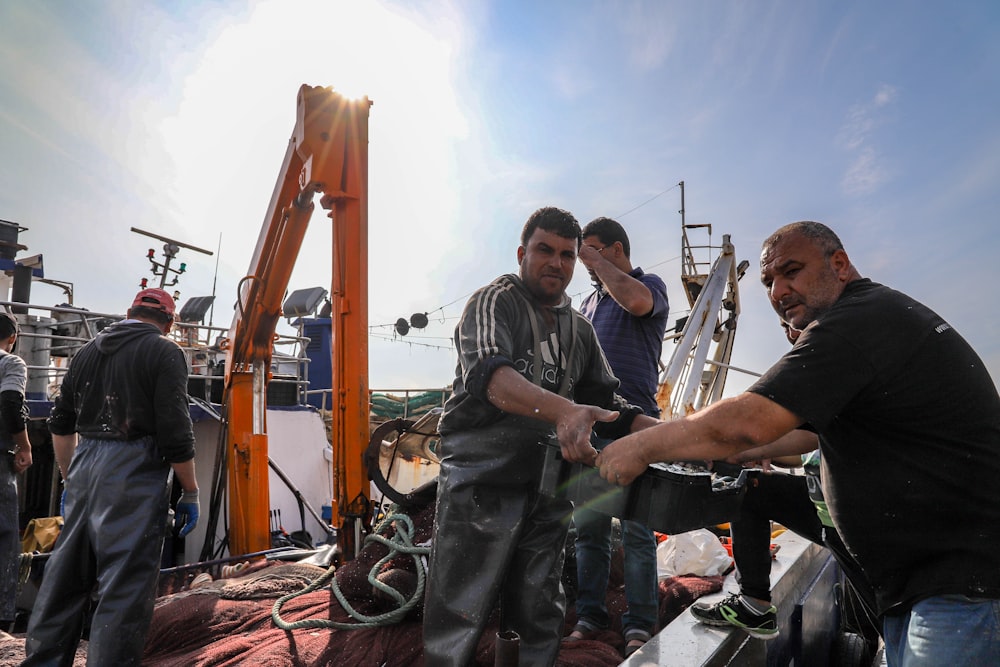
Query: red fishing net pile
0 499 723 666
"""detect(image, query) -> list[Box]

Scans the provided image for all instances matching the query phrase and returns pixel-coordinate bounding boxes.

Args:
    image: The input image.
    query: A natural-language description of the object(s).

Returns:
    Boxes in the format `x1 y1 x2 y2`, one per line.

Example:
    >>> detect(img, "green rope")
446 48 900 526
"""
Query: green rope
271 511 430 631
17 552 33 586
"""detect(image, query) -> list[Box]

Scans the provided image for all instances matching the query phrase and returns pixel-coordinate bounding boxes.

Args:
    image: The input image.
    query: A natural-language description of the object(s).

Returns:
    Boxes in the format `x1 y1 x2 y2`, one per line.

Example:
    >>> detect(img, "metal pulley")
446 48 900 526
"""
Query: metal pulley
364 409 442 506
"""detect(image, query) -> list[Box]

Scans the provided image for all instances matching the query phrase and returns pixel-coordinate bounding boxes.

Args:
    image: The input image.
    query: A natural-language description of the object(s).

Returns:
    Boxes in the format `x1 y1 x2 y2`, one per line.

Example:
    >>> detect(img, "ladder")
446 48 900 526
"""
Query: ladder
656 182 749 417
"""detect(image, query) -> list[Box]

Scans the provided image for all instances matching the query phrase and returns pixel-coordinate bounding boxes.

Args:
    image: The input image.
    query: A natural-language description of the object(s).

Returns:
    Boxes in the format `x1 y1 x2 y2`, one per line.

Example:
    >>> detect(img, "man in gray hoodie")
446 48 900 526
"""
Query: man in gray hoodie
24 288 199 666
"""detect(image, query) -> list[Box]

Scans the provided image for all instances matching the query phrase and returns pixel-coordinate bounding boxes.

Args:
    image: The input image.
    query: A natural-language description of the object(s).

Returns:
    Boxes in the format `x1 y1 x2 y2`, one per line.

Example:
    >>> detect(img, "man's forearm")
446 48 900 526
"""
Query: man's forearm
51 433 78 480
634 393 802 464
629 414 660 432
485 366 617 463
12 430 32 473
597 392 805 486
593 265 653 316
729 429 819 464
485 366 576 423
170 459 198 493
12 430 30 451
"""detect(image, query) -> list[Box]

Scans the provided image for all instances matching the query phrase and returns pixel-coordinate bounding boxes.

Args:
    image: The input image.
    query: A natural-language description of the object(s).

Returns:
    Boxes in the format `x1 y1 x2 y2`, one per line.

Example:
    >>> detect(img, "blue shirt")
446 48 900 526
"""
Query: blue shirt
580 268 669 417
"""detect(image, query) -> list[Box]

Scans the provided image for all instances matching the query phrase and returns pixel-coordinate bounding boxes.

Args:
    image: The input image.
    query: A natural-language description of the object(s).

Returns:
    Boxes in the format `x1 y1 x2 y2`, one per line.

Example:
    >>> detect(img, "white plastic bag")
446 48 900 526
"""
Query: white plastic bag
656 528 732 578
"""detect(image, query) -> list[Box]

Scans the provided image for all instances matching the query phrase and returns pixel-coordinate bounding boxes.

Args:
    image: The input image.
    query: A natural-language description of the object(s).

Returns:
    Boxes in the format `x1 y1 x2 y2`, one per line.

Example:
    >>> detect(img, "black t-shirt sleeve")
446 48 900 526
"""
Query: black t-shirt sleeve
748 325 876 431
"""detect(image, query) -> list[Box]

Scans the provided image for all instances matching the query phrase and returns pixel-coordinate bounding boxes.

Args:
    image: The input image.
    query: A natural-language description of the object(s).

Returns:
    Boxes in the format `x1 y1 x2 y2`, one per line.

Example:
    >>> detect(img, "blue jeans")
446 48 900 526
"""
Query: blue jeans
573 506 658 635
882 595 1000 666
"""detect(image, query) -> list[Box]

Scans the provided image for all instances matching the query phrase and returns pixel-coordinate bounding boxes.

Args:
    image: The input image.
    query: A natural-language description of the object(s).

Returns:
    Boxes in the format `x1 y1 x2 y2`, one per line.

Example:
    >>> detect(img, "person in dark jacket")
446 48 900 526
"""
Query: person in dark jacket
23 288 200 666
0 311 31 631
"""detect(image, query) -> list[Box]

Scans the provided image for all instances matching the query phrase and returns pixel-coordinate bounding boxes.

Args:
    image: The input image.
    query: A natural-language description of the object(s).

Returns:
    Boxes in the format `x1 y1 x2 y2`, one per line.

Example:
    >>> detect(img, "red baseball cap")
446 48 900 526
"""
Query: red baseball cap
131 288 176 317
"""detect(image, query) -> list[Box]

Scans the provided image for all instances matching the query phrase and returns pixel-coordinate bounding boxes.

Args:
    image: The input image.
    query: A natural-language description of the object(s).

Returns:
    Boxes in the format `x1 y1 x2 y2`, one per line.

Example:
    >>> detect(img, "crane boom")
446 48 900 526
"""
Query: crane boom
221 84 372 557
656 183 748 418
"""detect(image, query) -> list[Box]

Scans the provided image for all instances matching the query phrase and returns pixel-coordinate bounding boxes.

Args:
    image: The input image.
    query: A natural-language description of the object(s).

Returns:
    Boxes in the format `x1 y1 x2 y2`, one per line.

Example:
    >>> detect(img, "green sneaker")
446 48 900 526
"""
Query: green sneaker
689 593 779 640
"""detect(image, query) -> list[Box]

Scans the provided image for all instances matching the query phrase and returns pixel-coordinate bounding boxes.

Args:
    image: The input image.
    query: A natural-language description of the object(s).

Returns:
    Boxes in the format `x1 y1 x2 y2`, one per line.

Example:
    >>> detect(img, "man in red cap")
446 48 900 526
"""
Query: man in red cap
24 287 200 666
130 287 178 317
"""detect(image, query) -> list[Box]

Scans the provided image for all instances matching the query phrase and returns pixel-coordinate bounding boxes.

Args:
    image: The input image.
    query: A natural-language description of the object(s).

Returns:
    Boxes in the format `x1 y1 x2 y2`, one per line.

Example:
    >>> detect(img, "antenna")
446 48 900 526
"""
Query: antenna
678 182 713 308
131 227 213 290
209 233 221 326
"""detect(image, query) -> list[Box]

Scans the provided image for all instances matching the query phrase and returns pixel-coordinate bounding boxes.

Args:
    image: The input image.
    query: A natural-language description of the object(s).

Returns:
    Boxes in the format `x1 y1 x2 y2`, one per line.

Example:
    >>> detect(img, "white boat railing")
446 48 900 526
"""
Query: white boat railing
3 300 314 405
8 299 452 417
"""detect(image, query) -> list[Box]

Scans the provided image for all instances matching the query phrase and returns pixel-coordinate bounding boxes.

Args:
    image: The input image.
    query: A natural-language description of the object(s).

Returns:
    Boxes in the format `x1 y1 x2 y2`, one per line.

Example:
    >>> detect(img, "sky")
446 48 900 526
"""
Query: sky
1 0 998 397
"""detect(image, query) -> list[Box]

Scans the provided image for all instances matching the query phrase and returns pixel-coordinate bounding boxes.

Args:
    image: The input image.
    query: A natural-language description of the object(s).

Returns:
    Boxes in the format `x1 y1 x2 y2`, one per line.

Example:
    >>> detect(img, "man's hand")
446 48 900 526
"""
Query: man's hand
577 243 604 271
595 434 650 486
556 404 619 465
727 454 773 472
13 446 32 474
175 489 200 538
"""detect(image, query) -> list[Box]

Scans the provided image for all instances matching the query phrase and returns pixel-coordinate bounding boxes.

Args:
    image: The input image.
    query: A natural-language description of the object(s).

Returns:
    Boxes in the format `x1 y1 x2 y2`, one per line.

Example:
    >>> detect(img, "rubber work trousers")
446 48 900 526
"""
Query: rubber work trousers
424 446 573 667
0 454 19 622
24 436 171 667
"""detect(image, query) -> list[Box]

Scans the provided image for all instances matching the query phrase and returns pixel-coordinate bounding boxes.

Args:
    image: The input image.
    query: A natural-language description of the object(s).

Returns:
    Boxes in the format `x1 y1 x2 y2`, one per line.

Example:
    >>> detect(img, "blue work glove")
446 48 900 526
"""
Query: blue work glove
174 489 200 538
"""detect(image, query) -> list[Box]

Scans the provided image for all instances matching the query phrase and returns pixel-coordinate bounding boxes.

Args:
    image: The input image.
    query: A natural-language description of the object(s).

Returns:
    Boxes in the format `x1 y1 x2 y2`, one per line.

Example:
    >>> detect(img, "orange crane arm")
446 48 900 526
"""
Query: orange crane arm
221 84 372 557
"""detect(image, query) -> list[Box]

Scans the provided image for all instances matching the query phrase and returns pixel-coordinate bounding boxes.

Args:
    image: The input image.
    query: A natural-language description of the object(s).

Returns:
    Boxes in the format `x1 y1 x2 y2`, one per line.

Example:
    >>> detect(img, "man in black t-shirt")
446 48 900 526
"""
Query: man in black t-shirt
595 221 1000 665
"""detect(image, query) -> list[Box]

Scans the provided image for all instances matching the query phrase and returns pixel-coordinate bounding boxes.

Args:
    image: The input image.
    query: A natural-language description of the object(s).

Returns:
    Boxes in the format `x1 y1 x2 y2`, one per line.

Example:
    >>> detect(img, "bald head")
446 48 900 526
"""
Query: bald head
760 221 861 329
762 221 844 262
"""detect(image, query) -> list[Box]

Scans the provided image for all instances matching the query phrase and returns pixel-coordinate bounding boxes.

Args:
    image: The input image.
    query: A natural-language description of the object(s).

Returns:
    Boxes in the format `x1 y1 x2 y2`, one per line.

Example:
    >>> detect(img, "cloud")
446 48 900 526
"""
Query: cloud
618 2 678 70
837 83 897 195
841 146 887 196
872 83 896 108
